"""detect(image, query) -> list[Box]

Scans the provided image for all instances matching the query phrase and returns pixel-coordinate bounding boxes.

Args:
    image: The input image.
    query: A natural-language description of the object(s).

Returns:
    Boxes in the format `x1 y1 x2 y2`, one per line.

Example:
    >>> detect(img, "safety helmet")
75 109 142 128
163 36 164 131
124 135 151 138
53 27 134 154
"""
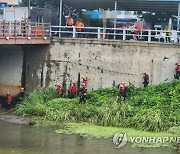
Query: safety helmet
72 82 76 85
20 87 24 90
82 76 86 79
6 91 10 95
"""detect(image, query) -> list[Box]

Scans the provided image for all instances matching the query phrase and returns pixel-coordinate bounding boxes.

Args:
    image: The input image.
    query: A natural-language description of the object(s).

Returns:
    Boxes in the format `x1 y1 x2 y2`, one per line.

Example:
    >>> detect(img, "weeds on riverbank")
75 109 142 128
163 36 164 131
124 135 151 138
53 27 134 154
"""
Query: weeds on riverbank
16 80 180 132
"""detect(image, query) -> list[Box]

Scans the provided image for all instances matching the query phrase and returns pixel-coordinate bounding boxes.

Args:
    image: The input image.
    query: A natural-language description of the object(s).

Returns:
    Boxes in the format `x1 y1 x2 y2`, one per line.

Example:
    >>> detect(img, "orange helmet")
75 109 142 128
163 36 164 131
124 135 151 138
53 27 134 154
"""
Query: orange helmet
20 87 24 90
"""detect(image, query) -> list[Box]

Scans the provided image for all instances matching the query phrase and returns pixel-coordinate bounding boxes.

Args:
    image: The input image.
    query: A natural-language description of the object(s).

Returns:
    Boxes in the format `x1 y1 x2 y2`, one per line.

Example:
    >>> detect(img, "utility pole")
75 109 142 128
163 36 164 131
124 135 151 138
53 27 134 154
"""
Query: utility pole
28 0 30 18
177 3 180 31
59 0 63 37
114 1 117 40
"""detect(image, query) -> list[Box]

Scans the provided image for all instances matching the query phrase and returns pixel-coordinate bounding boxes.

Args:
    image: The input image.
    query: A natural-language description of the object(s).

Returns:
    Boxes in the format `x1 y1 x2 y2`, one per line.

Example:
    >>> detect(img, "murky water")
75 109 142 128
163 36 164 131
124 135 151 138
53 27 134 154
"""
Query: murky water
0 115 179 154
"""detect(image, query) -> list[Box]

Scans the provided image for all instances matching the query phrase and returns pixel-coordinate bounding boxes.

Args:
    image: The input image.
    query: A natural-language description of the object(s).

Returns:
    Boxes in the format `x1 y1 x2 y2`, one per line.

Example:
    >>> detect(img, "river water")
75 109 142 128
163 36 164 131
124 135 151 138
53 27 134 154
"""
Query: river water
0 119 178 154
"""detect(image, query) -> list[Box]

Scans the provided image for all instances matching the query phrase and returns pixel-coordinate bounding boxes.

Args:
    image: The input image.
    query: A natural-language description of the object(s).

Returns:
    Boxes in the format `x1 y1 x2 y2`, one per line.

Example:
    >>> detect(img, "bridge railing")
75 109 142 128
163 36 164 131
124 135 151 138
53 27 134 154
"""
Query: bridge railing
0 21 51 39
51 25 180 43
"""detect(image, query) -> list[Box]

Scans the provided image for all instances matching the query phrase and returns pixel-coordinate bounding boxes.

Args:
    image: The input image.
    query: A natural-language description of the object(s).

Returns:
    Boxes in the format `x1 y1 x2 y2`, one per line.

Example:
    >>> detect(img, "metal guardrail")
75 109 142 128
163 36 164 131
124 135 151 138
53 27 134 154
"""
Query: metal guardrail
0 21 51 39
51 25 180 43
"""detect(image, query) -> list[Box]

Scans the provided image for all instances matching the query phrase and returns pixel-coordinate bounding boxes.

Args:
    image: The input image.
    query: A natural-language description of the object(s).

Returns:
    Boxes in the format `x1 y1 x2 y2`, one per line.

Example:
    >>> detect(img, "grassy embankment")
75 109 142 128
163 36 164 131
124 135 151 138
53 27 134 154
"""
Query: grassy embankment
16 80 180 147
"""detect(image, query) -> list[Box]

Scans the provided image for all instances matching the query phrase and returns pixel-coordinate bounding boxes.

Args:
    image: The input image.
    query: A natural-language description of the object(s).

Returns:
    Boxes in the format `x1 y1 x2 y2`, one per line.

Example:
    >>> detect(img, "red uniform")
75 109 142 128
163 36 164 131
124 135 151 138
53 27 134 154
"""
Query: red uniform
177 65 180 71
7 95 12 104
56 86 63 94
82 79 87 87
71 85 77 94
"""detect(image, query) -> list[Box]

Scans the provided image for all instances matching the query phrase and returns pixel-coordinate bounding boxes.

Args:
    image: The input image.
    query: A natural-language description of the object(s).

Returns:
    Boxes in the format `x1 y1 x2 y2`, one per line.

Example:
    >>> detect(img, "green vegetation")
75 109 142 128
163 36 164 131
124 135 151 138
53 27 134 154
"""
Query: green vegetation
56 122 176 147
16 80 180 133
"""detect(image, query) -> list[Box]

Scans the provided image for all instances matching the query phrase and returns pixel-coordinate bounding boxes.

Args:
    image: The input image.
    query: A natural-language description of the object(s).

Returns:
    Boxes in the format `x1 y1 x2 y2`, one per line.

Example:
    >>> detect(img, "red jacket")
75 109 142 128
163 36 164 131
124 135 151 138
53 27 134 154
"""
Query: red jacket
82 79 87 87
71 85 77 93
7 95 12 104
177 65 180 71
56 86 63 94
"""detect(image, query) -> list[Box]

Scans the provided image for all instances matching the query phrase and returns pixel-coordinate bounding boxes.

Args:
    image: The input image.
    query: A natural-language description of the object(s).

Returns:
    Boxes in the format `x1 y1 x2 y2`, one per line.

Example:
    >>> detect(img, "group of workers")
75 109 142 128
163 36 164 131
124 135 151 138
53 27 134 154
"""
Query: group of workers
55 76 87 103
0 62 179 108
117 72 149 101
1 87 25 109
66 17 85 37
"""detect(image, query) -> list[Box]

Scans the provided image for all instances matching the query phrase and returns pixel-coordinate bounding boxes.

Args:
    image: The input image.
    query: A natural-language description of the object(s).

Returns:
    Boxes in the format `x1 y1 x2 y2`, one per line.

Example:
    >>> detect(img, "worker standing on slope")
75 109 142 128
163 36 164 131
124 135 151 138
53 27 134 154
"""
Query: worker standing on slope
143 72 149 87
81 76 87 87
20 87 26 100
118 82 127 102
56 84 64 97
174 63 180 79
6 91 12 109
70 82 77 98
79 83 87 103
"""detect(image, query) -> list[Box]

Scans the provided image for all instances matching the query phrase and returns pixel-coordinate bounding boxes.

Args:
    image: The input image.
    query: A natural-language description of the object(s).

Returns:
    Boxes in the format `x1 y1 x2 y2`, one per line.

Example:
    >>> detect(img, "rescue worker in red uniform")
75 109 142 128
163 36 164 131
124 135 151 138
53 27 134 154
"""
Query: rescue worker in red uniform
81 76 87 87
174 63 180 80
56 84 64 97
6 91 12 108
70 82 77 98
20 87 26 99
118 82 127 101
143 72 149 87
79 83 87 103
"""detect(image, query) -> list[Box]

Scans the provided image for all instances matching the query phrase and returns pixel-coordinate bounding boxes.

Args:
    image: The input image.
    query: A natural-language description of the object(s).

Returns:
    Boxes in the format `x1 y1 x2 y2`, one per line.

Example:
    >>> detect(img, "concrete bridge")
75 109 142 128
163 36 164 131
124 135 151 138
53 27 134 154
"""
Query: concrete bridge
0 21 50 45
0 38 179 97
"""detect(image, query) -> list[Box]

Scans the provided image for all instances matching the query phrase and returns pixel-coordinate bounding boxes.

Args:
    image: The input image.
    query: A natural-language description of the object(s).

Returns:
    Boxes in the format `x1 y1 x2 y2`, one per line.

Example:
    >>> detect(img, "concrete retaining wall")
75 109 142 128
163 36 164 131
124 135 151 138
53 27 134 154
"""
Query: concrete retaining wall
0 45 23 96
25 39 180 91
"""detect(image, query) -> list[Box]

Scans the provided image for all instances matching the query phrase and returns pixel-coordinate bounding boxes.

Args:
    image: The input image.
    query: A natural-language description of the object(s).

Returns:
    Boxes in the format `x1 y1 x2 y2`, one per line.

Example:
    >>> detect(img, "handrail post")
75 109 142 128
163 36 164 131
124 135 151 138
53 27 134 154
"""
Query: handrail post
49 23 51 37
148 30 151 42
123 29 126 40
97 27 100 39
174 31 178 43
72 26 76 38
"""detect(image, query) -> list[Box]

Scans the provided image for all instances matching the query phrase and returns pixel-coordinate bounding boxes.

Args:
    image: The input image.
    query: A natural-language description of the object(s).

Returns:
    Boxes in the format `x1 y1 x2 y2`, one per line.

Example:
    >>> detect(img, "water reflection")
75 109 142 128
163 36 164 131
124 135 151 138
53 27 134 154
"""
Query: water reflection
0 120 178 154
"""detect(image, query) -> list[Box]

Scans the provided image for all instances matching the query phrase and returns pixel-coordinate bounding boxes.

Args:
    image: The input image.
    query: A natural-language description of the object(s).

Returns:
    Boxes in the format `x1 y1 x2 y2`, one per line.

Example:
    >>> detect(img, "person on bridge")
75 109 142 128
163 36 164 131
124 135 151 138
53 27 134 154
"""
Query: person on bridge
66 17 74 37
6 91 12 108
56 84 64 97
118 82 127 101
81 76 87 87
174 63 180 79
66 17 74 26
143 72 149 87
165 28 171 43
70 82 77 98
75 21 84 37
79 83 87 103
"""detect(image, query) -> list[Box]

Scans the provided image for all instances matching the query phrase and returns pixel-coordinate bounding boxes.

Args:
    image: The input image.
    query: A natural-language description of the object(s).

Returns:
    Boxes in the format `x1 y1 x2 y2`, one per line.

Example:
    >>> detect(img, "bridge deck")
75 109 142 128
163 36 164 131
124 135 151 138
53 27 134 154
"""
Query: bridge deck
0 21 50 45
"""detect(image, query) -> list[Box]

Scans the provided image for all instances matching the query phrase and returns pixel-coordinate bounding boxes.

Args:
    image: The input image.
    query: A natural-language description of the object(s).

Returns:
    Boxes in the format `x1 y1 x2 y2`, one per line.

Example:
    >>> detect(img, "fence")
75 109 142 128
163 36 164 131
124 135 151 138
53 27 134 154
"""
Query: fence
51 25 180 43
0 21 51 39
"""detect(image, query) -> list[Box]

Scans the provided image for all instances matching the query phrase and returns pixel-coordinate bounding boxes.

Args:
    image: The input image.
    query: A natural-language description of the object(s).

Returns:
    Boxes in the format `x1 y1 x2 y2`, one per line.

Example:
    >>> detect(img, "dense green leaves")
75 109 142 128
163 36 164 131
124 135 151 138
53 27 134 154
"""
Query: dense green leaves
16 80 180 132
